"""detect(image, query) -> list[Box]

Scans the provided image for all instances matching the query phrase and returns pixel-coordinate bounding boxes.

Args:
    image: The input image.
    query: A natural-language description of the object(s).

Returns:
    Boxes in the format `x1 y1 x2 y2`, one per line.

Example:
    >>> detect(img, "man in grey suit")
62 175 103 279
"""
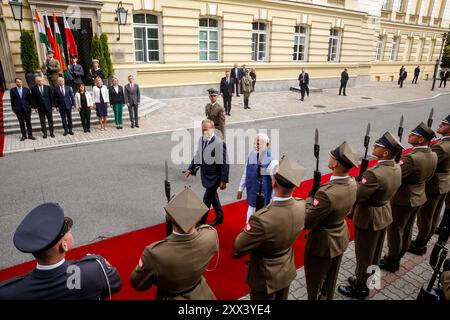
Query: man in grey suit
124 75 141 128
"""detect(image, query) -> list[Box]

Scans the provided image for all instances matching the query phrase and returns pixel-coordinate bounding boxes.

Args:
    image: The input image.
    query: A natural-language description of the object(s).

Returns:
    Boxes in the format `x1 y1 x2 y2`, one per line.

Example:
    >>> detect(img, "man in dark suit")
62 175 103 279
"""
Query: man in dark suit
184 119 229 226
439 67 449 88
124 75 141 128
399 69 407 88
412 66 420 84
10 78 35 141
298 68 310 101
339 68 349 96
220 71 234 116
230 64 242 97
31 76 54 138
54 77 75 136
398 65 405 85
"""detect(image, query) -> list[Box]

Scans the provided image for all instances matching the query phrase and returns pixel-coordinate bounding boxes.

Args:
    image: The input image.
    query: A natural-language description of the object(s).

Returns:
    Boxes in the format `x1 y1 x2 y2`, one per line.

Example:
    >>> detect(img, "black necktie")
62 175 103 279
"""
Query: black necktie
99 86 104 103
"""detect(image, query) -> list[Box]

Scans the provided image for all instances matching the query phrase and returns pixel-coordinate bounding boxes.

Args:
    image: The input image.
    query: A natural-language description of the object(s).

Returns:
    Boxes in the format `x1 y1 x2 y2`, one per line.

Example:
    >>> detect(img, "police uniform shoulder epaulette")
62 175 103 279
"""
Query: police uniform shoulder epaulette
0 275 25 288
79 254 103 263
293 197 305 202
148 239 167 250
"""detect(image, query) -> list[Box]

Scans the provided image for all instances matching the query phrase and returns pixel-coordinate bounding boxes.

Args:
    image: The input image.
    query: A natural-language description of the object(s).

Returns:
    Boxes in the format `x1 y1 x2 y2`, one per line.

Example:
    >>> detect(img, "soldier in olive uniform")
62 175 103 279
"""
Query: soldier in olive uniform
130 187 218 300
410 115 450 255
380 122 438 272
436 192 450 235
44 50 61 89
338 132 404 299
205 88 226 139
0 203 121 300
234 155 306 300
304 141 359 300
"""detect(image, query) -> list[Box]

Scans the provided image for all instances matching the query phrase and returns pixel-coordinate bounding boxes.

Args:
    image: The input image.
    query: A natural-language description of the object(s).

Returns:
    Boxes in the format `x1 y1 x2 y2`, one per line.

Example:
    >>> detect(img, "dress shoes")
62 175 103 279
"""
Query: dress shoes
43 134 47 139
135 124 140 128
20 136 26 141
50 133 55 138
347 276 357 286
69 131 74 135
131 124 135 128
63 132 68 136
379 256 400 273
407 241 427 256
29 136 36 140
210 216 224 226
338 283 369 300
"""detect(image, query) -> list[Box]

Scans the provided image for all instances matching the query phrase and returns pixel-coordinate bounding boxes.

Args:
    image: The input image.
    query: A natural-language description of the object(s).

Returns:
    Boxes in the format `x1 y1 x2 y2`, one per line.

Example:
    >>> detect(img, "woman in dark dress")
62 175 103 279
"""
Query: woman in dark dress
109 78 125 129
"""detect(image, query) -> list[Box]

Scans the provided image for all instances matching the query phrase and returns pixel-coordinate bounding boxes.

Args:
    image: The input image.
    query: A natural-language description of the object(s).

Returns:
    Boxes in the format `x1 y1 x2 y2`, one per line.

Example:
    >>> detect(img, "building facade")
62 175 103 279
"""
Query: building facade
1 0 449 97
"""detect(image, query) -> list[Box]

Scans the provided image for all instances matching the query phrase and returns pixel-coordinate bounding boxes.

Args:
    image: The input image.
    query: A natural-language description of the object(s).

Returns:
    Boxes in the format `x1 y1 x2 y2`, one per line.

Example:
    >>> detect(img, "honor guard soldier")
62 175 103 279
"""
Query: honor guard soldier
0 203 122 300
380 122 438 272
234 155 306 300
130 187 219 300
90 59 106 85
205 88 226 139
410 115 450 255
304 141 359 300
45 50 61 89
338 132 404 299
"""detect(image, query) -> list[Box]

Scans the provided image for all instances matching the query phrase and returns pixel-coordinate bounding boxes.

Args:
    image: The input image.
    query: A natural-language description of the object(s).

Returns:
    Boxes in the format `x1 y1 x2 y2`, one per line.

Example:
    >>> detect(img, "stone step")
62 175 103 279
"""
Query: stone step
289 86 323 93
1 91 164 134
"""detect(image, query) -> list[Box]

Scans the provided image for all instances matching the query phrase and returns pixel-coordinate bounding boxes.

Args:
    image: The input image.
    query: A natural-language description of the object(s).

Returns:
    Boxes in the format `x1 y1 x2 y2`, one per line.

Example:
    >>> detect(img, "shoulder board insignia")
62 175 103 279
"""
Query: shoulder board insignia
79 254 102 262
0 275 26 288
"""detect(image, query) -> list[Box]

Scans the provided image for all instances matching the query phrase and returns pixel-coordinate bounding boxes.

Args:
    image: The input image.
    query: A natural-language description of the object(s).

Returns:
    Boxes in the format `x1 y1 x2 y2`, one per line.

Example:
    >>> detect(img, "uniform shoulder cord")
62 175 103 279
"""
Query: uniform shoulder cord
206 227 220 272
95 258 112 300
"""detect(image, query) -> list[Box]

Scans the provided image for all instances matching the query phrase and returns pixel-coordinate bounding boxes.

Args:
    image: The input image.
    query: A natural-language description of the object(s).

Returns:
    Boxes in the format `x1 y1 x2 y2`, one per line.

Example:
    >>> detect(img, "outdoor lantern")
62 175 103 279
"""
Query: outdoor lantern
115 1 128 41
9 0 23 33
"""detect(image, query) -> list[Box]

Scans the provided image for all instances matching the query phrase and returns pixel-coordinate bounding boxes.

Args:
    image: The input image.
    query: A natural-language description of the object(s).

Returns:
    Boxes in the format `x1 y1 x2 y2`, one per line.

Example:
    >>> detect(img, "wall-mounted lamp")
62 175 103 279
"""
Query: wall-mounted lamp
9 0 23 33
115 1 128 41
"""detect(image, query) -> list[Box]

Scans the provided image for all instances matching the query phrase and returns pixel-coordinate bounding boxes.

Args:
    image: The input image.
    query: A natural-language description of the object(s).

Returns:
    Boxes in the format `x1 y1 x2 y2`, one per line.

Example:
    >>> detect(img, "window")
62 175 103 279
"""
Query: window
390 36 399 61
398 0 407 12
199 18 219 62
382 0 390 10
417 38 424 61
327 29 340 62
293 25 308 61
252 22 267 61
133 14 160 62
376 35 384 61
429 39 436 61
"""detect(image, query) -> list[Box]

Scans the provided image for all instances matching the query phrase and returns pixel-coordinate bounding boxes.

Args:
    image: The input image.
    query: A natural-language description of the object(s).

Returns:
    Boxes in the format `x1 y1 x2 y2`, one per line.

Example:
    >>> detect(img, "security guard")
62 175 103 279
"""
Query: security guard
130 187 218 300
44 50 61 89
410 115 450 255
304 141 359 300
0 203 122 300
205 88 226 138
380 122 438 272
338 132 404 299
234 155 306 300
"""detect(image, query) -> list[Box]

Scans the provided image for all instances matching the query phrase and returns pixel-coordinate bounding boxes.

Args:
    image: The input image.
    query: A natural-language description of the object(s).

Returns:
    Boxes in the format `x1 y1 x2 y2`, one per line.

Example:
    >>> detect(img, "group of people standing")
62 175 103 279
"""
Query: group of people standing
297 67 350 101
399 65 449 88
9 73 141 140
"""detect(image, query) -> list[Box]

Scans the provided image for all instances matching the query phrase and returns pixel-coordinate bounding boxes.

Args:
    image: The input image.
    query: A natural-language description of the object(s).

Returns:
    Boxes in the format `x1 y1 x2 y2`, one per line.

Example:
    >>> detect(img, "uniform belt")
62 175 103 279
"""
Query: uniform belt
261 249 290 259
319 221 345 229
160 279 202 298
364 202 388 207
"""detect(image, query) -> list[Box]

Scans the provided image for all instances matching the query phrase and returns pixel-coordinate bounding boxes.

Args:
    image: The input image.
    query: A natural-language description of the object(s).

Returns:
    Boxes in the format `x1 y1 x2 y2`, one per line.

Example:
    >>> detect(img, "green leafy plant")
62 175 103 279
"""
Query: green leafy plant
100 33 114 77
20 30 40 73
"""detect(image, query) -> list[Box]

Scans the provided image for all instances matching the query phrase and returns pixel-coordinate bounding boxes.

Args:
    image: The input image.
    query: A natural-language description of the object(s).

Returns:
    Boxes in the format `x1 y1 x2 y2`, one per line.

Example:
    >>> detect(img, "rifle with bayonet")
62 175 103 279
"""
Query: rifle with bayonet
255 139 265 211
356 123 371 182
427 108 434 128
395 115 404 163
310 129 321 197
164 160 173 236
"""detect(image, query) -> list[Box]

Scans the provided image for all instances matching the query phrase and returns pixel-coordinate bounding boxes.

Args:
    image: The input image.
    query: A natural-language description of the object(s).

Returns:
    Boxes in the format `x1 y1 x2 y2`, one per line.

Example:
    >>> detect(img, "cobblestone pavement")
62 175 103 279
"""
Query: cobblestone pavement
240 224 445 300
3 81 449 155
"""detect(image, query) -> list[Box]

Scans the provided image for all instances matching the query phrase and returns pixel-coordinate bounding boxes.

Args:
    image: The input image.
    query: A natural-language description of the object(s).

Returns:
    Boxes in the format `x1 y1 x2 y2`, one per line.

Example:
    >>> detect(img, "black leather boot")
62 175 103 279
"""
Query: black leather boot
379 256 400 272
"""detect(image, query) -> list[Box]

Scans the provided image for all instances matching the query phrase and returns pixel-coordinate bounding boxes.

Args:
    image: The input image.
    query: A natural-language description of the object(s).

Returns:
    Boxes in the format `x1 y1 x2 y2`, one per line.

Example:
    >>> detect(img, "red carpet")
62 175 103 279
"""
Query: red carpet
0 89 4 157
0 163 370 300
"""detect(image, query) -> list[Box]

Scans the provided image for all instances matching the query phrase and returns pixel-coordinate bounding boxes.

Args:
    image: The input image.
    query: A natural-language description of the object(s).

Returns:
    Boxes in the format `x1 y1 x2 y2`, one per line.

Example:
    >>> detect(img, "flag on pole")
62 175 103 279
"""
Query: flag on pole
35 10 49 50
63 13 78 58
44 11 57 59
53 11 67 71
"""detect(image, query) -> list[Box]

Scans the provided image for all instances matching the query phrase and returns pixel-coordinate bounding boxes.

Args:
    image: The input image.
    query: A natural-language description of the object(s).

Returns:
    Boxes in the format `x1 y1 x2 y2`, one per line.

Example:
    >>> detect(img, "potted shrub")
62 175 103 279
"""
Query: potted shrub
20 30 41 87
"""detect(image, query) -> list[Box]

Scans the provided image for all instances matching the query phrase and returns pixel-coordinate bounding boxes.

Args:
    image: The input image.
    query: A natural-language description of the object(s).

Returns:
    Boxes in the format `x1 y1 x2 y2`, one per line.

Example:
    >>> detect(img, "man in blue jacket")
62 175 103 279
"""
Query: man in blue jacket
54 77 75 136
10 78 35 141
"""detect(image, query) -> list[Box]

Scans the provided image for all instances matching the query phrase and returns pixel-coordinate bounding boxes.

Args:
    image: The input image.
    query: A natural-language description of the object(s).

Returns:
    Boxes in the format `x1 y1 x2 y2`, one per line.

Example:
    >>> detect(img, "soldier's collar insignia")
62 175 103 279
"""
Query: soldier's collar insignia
245 223 252 232
313 198 320 207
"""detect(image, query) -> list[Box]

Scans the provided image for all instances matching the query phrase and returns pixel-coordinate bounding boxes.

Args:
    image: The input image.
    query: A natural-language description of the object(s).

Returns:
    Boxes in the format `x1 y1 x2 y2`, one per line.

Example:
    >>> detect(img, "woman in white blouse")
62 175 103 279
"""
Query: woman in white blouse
92 77 110 131
74 83 94 133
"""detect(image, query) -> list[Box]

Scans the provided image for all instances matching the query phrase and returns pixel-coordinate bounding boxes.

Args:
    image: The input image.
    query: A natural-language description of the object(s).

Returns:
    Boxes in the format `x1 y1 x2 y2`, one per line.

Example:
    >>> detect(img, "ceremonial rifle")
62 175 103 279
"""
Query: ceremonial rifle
356 123 371 182
164 160 173 236
255 139 265 211
427 108 434 128
395 115 404 163
310 129 321 197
